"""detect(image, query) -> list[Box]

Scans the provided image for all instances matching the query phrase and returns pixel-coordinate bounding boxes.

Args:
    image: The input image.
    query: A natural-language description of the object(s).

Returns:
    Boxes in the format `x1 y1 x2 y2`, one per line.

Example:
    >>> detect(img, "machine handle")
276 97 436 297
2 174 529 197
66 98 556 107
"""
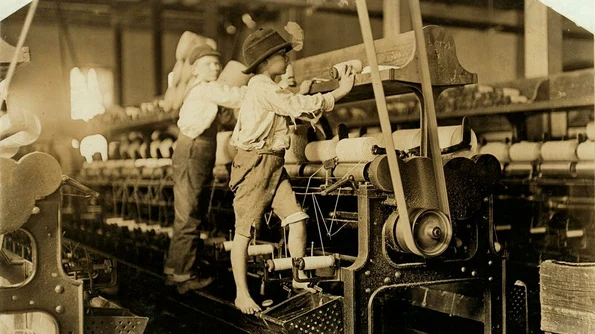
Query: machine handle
61 175 100 199
321 175 355 196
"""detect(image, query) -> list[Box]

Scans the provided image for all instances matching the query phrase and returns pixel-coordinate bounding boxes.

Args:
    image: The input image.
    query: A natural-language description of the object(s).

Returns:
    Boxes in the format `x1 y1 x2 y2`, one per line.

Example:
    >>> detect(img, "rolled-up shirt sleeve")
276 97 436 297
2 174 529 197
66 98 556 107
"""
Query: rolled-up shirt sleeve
200 82 247 109
265 87 335 119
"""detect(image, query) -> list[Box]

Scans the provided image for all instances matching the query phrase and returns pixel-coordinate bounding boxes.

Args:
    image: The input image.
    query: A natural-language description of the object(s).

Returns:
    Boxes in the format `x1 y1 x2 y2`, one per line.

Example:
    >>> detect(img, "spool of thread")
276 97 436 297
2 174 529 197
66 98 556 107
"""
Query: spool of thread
221 242 274 256
157 158 171 167
509 142 542 161
336 137 381 162
330 59 364 79
586 122 595 140
215 131 235 165
301 164 326 178
504 162 533 176
540 162 573 176
284 164 303 178
575 162 595 177
362 132 386 147
530 227 547 234
332 163 367 182
285 125 309 164
391 126 477 152
247 244 275 256
300 255 335 270
576 141 595 160
566 230 584 238
159 138 174 159
540 140 578 161
479 142 510 163
305 140 337 162
150 140 161 159
127 141 141 160
267 258 293 272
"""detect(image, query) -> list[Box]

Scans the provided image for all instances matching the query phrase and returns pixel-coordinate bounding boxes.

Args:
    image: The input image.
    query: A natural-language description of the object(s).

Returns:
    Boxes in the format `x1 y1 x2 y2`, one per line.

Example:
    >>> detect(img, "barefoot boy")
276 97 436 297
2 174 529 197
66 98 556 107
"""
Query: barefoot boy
229 28 355 314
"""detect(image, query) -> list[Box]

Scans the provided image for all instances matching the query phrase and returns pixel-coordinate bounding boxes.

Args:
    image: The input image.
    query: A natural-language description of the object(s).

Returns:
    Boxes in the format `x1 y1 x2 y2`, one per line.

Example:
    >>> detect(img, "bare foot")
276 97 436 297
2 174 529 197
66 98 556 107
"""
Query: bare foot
292 280 316 293
235 294 262 315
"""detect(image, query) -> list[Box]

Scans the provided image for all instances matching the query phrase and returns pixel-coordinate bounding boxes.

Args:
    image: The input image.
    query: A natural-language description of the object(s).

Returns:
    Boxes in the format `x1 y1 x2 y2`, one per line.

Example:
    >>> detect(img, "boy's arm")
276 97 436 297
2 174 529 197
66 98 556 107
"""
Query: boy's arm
267 65 355 119
267 89 335 119
201 81 247 109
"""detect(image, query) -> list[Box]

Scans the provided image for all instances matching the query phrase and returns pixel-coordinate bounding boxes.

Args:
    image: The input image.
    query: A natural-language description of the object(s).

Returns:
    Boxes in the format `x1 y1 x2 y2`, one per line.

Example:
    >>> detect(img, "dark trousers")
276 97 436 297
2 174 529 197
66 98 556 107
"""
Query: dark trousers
164 134 216 282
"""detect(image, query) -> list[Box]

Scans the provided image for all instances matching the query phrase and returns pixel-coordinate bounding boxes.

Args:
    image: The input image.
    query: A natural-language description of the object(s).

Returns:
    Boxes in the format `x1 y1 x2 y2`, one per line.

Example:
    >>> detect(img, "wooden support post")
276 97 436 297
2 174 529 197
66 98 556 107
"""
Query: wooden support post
524 0 564 139
151 0 162 96
113 18 123 106
383 0 400 38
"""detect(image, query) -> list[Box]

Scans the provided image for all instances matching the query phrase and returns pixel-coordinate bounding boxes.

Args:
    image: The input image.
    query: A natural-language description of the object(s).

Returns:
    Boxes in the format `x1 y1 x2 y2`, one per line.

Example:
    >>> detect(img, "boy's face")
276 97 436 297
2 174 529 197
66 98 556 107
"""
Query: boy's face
265 49 289 76
192 55 221 82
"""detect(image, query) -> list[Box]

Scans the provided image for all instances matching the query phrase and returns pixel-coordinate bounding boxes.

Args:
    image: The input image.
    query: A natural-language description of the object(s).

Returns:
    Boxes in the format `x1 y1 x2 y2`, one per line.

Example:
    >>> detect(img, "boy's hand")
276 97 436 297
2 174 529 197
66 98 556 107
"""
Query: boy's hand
298 80 313 94
330 65 355 102
338 65 355 94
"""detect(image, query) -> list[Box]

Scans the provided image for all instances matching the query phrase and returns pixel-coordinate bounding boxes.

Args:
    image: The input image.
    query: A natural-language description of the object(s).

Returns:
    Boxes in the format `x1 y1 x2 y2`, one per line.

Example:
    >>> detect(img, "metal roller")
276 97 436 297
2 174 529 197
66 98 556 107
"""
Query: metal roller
504 162 534 176
574 162 595 177
284 164 304 178
301 164 327 178
266 258 293 272
539 162 574 176
332 163 368 182
221 241 275 256
296 255 336 270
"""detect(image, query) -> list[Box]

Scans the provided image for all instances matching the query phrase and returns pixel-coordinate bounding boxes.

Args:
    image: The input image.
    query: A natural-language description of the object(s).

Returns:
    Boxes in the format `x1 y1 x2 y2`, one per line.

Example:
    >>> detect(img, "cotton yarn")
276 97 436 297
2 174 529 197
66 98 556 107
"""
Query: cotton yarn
509 142 542 162
577 141 595 161
479 142 510 163
336 137 382 162
391 125 477 153
587 122 595 140
540 140 578 161
284 164 302 178
305 139 337 162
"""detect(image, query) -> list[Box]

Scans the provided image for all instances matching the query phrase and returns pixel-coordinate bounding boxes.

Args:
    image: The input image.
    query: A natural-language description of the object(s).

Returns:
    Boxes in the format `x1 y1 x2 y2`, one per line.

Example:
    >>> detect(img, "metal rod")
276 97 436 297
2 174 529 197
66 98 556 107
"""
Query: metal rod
408 0 450 218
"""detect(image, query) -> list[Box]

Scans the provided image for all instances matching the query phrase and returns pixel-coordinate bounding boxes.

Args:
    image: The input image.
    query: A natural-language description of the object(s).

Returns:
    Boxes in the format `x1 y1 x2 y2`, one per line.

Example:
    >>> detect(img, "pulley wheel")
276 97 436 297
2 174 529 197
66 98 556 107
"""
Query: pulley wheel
385 208 452 257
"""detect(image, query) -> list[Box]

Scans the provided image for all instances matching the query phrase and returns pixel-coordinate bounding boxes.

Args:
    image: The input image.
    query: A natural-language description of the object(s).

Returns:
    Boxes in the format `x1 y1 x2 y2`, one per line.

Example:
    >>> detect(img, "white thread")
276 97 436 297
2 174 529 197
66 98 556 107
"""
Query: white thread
509 142 542 161
479 142 510 163
577 141 595 161
540 140 578 161
301 256 335 270
268 258 293 272
305 140 338 162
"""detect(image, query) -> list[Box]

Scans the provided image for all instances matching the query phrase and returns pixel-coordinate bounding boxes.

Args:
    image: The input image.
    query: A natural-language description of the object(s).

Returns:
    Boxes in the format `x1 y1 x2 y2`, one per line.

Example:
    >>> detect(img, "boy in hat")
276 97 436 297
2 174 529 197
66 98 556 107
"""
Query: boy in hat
165 44 246 294
230 28 355 314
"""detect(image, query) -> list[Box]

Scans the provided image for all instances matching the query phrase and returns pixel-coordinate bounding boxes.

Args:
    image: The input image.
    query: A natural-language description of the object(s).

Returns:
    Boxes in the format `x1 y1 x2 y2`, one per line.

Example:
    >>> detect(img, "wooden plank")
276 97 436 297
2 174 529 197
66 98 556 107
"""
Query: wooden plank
293 25 476 87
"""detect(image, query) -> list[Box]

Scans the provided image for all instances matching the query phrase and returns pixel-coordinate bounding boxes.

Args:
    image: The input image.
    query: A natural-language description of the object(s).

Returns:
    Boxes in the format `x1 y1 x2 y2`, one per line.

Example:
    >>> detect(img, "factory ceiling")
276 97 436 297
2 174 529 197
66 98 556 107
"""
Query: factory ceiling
1 0 592 39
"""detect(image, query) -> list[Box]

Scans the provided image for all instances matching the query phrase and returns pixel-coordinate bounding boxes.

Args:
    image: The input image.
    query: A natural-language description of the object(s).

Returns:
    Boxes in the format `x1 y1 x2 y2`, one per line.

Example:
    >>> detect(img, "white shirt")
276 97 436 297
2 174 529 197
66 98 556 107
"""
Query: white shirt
177 80 246 139
231 74 335 152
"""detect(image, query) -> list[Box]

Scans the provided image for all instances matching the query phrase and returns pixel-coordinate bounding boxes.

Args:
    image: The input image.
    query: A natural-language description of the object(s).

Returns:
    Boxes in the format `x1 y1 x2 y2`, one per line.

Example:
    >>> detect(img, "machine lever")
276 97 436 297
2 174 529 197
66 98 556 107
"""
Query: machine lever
321 175 355 196
61 175 101 198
